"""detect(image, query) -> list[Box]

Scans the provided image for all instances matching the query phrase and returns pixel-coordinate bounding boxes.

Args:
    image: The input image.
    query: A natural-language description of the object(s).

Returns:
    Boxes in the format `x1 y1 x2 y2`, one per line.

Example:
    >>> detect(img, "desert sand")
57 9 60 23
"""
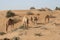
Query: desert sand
0 9 60 40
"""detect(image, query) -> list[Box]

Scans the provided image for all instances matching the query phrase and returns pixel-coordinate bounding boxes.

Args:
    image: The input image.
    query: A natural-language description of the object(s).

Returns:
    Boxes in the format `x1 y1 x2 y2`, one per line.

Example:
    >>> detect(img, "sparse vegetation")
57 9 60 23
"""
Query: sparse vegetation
47 8 52 11
19 25 28 30
6 10 16 18
30 7 35 9
0 32 6 35
49 15 56 18
55 7 60 10
35 33 43 37
37 23 45 25
19 25 25 29
54 23 60 26
40 27 48 30
37 13 40 16
38 8 46 11
12 37 20 40
27 12 34 15
4 38 10 40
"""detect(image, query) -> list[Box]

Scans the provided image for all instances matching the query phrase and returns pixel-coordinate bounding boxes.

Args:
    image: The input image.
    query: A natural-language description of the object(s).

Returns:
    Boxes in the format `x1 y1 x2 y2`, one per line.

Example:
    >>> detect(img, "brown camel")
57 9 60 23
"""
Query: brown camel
34 16 38 24
31 17 33 22
45 15 50 23
6 19 14 32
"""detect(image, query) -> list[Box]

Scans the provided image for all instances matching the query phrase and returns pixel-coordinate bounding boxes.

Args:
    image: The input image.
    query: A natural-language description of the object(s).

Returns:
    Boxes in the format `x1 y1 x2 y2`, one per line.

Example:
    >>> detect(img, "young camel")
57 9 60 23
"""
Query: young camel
6 19 14 32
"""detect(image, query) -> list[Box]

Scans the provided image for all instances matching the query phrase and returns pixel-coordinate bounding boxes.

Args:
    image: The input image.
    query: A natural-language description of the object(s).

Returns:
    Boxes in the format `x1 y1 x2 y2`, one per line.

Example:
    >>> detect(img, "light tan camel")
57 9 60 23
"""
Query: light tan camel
22 16 29 29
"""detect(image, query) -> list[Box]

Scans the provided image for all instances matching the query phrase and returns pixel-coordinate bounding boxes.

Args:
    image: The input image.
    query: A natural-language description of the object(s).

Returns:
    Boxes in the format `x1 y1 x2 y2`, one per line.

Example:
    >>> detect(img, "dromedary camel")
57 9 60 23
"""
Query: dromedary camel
45 15 50 23
34 16 38 24
6 19 14 32
22 16 29 29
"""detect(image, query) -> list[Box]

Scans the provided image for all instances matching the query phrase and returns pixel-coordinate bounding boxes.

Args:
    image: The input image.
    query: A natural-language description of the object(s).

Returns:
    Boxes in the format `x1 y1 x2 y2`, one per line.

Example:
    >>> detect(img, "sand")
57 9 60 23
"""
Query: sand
0 9 60 40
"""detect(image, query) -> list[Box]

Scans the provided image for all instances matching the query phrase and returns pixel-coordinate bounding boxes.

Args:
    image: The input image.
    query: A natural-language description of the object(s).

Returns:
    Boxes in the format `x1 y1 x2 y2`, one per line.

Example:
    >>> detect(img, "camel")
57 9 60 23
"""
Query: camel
6 19 14 32
31 17 33 22
22 16 29 29
34 16 38 24
45 15 50 23
30 16 38 25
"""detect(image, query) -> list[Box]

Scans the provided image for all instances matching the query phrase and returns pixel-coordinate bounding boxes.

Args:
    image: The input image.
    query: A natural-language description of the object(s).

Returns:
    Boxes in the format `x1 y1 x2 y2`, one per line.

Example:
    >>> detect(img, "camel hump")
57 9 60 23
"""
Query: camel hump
23 16 28 22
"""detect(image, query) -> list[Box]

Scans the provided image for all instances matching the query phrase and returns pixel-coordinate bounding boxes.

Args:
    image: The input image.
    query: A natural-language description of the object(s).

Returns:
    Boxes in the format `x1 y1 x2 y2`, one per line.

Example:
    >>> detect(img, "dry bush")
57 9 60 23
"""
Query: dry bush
30 7 35 10
6 10 16 18
38 8 46 11
55 7 60 10
47 8 52 11
19 25 28 30
4 38 10 40
40 27 48 30
12 37 20 40
35 33 43 37
19 25 25 29
0 32 6 35
27 12 34 15
49 15 56 18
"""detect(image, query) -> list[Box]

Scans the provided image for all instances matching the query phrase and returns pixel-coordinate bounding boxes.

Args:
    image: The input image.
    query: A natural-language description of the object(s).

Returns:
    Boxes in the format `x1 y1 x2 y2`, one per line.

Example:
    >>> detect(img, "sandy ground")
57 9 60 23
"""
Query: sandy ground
0 10 60 40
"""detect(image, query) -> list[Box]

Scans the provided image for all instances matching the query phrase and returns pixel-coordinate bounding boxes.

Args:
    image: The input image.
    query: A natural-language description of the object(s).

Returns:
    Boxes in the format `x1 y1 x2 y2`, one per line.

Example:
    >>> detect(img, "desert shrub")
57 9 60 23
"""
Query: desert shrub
19 25 24 29
6 10 16 18
38 8 46 11
55 7 60 10
0 32 6 35
47 8 52 11
19 25 27 29
35 33 43 37
40 27 48 30
19 25 28 30
49 15 56 18
37 13 40 16
30 7 35 9
12 37 20 40
4 38 10 40
27 12 34 15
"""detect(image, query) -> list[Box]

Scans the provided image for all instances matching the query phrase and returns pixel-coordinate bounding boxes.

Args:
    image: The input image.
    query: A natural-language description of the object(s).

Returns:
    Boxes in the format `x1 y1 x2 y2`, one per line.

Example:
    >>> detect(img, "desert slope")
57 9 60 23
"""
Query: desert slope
0 10 60 40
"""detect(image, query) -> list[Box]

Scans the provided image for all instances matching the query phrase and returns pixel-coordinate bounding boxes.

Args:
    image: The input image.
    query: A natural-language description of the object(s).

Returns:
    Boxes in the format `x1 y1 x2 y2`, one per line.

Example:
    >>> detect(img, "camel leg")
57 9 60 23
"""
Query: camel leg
25 22 27 29
6 24 8 32
26 23 28 29
48 18 49 23
23 22 26 29
11 24 14 31
24 22 28 29
45 18 47 23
